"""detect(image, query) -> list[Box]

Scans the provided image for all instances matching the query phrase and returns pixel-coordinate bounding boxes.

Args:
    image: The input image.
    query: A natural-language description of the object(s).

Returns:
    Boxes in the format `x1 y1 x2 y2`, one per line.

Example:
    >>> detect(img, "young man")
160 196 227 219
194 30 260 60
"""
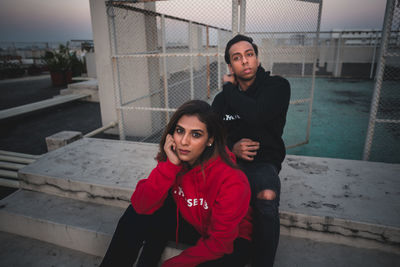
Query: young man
211 34 291 267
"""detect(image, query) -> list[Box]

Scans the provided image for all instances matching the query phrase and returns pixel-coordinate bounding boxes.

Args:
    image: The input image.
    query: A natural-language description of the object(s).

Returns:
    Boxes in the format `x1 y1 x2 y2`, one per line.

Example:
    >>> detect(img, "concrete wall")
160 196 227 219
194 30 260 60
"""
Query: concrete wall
89 0 158 137
85 52 97 78
259 37 378 77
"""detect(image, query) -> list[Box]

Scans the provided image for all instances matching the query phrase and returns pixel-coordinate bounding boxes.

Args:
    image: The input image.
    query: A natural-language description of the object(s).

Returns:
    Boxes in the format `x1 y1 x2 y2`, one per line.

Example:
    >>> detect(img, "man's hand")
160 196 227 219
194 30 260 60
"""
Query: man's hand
232 138 260 161
223 73 236 85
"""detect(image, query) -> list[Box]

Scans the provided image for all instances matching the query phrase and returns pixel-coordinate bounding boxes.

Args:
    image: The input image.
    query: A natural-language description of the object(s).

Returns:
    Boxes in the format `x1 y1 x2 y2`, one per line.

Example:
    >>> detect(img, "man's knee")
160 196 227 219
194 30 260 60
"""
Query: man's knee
257 189 276 200
254 198 279 218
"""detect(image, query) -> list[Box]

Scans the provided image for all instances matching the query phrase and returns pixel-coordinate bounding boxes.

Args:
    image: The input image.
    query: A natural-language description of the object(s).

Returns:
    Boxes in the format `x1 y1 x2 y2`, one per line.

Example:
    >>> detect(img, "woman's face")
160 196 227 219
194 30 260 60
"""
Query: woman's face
172 115 214 166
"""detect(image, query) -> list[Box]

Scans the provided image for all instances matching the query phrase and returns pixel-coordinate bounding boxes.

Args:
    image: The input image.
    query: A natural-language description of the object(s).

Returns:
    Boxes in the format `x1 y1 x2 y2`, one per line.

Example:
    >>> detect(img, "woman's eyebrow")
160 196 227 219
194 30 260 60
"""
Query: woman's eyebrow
191 129 204 133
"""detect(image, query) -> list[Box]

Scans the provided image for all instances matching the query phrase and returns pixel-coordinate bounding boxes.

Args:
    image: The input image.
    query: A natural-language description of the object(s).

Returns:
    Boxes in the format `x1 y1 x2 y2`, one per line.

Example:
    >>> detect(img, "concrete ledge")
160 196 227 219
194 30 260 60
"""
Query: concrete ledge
0 190 186 260
46 131 83 152
17 138 400 252
60 80 99 102
0 94 89 120
19 138 157 207
0 190 120 256
280 211 400 254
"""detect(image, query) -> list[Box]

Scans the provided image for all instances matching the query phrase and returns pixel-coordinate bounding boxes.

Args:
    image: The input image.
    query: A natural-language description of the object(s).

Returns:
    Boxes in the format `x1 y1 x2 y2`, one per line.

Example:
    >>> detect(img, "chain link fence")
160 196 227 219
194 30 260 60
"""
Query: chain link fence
244 0 322 148
363 0 400 163
106 0 321 148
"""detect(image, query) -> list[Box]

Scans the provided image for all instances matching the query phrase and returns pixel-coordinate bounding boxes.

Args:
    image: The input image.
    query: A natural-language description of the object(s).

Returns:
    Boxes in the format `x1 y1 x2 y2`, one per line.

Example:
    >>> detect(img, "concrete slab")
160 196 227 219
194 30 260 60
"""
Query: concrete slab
17 138 400 252
19 138 157 207
45 130 83 152
0 231 102 267
1 229 399 267
0 189 123 256
279 156 400 253
0 94 89 120
61 79 99 102
0 189 199 261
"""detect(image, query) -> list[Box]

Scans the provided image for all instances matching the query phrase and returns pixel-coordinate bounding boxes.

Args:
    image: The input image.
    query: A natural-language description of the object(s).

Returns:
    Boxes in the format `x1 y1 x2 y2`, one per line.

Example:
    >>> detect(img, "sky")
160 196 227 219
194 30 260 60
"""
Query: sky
0 0 388 43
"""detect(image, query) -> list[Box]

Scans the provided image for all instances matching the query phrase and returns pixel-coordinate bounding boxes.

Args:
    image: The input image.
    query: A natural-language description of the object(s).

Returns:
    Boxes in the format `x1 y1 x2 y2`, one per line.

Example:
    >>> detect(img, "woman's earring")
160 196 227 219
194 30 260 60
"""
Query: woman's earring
208 143 212 147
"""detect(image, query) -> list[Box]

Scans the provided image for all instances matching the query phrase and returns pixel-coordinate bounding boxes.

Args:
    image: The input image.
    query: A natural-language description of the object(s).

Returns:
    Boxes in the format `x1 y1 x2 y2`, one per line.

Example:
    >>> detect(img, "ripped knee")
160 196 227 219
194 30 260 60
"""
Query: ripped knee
257 189 276 200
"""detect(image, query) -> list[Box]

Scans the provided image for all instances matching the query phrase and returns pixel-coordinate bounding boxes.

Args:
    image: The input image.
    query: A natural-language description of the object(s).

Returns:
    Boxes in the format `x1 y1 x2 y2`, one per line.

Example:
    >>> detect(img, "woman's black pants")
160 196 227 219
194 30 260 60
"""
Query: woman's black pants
100 194 250 267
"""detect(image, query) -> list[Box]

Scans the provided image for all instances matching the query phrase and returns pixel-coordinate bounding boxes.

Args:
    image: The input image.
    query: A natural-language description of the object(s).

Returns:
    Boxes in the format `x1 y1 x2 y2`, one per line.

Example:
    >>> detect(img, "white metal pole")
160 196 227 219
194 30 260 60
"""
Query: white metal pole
232 0 239 36
189 21 194 99
217 29 222 91
306 0 323 143
363 0 395 160
239 0 246 34
161 15 170 122
370 31 379 79
108 5 126 140
334 31 342 77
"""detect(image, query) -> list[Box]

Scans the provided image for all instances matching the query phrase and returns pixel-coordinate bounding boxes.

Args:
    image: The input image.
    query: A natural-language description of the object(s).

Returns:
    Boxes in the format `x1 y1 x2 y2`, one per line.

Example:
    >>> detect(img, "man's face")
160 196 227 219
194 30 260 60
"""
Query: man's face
228 41 259 82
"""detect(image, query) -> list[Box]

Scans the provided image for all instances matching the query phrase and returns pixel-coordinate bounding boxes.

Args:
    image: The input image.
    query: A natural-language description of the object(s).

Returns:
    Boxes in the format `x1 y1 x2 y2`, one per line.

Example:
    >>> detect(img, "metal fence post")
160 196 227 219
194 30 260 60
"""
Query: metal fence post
107 4 126 140
232 0 239 36
161 14 170 123
334 31 342 77
217 29 222 91
370 31 379 79
363 0 395 160
306 0 323 142
239 0 246 34
189 21 194 100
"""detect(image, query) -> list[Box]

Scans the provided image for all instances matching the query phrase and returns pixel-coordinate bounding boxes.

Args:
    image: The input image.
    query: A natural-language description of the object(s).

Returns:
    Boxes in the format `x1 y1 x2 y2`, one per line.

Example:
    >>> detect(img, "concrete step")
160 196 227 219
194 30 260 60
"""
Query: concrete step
61 79 99 102
0 231 102 267
0 189 122 256
0 150 40 189
0 189 190 261
1 227 399 267
0 93 89 120
17 138 400 253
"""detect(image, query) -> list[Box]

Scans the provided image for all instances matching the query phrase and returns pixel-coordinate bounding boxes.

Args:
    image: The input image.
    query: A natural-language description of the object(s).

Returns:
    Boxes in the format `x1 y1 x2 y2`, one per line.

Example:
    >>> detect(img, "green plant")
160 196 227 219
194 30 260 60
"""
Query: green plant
42 43 71 72
0 62 25 79
70 51 84 77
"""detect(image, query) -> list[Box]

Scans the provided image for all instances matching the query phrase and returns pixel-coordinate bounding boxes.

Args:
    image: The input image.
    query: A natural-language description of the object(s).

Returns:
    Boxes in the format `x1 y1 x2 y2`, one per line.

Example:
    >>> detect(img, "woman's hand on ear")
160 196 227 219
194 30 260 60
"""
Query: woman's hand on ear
164 134 181 165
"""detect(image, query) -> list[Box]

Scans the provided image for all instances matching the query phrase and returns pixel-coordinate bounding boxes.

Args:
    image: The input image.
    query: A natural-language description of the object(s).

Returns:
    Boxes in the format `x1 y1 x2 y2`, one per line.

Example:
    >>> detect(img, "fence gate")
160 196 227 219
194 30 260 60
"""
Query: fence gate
106 0 321 148
363 0 400 163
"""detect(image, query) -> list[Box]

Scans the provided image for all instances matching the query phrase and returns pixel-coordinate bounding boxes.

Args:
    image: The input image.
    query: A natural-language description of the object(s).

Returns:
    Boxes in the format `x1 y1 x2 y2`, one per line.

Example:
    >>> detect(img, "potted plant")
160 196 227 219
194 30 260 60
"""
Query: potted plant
43 43 72 86
70 51 84 77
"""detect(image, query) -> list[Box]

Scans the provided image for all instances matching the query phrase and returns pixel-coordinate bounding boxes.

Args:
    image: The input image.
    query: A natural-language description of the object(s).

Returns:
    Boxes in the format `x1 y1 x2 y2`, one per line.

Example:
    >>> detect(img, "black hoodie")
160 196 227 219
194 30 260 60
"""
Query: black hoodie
212 66 291 171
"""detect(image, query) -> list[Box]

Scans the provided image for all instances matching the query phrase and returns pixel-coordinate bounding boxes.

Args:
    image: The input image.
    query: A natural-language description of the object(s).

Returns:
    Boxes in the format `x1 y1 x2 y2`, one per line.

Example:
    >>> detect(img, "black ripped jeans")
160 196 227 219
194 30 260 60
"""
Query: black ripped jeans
100 193 251 267
240 162 281 267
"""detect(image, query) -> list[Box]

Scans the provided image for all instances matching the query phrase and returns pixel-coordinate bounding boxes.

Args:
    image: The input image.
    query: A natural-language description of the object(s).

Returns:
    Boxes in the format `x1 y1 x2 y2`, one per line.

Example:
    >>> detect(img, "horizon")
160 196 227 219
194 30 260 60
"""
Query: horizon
0 0 387 43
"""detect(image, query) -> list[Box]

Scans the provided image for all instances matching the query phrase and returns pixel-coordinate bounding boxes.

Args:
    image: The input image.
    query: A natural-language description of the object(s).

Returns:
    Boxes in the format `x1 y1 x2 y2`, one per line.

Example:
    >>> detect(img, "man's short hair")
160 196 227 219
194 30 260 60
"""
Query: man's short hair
224 34 258 64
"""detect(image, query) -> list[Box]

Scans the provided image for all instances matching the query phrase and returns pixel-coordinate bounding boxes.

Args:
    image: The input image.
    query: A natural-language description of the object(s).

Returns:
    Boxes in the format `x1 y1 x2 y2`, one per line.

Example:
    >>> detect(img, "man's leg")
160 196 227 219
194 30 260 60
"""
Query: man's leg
241 162 281 267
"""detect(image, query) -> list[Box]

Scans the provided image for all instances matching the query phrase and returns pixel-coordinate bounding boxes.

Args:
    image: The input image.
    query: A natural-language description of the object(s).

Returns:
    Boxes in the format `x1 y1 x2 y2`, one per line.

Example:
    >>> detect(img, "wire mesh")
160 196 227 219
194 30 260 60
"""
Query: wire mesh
106 0 321 147
364 0 400 163
245 0 321 148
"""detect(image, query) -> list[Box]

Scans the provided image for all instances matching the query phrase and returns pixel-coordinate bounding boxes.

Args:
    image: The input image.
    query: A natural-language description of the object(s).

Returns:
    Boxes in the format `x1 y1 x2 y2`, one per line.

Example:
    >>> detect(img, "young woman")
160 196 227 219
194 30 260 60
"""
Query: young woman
100 100 252 267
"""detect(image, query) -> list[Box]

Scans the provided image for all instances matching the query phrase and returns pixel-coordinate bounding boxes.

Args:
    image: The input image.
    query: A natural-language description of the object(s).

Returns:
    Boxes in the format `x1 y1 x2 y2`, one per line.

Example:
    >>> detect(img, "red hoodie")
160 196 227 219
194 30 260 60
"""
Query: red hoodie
131 154 252 267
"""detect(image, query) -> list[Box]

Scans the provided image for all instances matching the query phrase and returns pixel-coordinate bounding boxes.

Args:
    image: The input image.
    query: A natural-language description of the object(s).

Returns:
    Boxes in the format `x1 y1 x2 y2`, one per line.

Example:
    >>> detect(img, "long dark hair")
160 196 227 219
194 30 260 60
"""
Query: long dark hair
156 100 236 169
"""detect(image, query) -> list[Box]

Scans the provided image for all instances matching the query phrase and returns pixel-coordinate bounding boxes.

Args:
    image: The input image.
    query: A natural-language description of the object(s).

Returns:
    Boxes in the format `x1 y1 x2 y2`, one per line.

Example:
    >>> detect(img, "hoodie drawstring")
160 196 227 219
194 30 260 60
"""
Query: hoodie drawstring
175 193 180 246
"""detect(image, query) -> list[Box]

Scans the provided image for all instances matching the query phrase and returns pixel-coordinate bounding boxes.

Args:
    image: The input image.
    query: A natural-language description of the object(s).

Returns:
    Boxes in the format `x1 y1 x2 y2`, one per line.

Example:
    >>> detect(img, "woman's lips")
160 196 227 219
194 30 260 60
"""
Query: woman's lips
178 149 190 155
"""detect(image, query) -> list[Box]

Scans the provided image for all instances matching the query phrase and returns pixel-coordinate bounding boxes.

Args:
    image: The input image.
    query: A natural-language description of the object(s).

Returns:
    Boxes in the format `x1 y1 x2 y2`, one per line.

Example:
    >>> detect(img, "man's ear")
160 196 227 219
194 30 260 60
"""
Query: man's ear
228 64 233 74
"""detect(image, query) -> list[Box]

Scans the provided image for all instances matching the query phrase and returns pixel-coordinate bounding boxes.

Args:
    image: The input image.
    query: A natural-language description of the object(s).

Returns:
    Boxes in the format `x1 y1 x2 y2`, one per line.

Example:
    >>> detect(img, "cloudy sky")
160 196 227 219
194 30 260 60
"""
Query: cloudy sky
0 0 388 42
